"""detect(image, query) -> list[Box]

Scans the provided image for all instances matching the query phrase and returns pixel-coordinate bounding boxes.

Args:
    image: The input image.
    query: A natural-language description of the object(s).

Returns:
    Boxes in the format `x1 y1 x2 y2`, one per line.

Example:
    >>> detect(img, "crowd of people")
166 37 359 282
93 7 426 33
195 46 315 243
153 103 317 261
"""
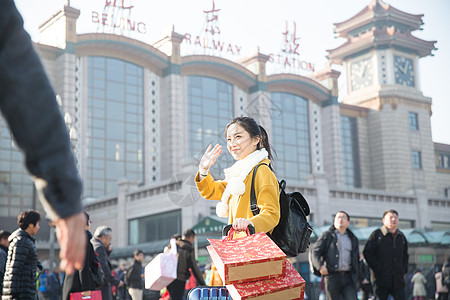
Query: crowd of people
1 1 450 300
309 209 450 300
0 210 208 300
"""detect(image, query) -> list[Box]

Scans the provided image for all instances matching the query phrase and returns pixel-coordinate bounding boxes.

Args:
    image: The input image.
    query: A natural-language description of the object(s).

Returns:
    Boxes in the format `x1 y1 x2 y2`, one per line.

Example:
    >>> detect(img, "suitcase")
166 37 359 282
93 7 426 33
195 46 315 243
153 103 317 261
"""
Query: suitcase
187 286 232 300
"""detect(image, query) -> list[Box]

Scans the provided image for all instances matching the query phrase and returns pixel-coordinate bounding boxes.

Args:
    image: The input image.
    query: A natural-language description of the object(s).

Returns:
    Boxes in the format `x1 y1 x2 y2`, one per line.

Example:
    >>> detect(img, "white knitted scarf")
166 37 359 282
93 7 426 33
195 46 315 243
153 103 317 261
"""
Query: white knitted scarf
216 148 269 218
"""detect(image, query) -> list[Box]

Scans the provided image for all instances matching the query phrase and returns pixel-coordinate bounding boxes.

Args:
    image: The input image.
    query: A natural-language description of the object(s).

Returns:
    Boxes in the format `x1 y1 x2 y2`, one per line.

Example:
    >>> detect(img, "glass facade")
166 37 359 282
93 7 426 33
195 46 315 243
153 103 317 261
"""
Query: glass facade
129 210 181 244
187 76 234 178
86 57 145 197
340 116 361 187
0 118 34 217
271 92 311 182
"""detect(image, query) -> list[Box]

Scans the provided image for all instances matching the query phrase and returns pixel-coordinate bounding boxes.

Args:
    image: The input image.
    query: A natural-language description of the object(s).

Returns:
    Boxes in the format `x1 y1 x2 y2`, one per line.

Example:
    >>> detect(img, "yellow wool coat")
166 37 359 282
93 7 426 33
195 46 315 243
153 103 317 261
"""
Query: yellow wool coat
195 159 280 234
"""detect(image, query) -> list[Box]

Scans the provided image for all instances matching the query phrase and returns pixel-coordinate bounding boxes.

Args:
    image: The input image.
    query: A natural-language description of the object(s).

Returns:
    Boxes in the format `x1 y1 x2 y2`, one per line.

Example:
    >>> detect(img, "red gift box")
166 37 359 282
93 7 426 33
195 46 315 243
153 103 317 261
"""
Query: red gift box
226 260 306 300
207 231 286 285
70 290 102 300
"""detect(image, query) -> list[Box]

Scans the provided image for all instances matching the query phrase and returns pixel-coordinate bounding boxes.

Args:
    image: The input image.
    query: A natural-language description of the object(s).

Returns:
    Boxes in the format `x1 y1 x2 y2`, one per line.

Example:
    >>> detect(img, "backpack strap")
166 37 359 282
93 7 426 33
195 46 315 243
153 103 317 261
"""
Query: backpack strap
250 163 268 216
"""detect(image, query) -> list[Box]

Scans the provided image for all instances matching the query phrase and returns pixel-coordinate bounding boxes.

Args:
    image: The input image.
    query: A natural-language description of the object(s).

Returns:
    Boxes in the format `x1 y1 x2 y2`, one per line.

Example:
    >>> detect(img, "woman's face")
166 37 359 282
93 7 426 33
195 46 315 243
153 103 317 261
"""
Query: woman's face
226 123 259 160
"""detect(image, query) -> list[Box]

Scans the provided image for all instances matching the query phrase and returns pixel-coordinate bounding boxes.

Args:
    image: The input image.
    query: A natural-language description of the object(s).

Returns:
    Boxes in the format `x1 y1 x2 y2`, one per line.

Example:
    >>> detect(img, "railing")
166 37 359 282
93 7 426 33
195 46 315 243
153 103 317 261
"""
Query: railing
329 188 416 204
126 180 182 202
84 196 118 210
428 198 450 207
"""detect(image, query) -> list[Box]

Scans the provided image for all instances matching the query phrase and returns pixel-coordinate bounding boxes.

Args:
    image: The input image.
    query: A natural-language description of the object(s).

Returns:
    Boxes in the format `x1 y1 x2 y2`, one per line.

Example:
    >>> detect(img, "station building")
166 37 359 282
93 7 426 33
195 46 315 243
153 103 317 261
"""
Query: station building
1 0 449 280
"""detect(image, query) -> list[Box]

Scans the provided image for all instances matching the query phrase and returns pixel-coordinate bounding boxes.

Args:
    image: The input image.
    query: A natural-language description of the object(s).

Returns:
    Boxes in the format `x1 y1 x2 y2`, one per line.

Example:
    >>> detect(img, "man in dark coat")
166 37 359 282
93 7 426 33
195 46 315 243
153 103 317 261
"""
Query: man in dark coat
126 249 144 300
363 209 409 300
310 211 360 300
92 226 123 300
2 210 41 299
62 212 99 300
167 229 205 300
0 230 11 296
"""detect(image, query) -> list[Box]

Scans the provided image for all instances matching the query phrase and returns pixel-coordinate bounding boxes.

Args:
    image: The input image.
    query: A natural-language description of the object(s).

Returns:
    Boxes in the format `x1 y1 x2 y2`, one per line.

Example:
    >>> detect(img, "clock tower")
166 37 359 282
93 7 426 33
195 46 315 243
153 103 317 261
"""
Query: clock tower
327 0 438 196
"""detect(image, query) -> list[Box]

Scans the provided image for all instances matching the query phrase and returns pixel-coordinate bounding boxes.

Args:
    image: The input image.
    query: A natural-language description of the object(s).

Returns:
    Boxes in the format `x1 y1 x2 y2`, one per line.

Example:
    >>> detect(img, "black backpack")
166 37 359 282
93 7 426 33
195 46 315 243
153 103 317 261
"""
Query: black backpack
250 163 313 257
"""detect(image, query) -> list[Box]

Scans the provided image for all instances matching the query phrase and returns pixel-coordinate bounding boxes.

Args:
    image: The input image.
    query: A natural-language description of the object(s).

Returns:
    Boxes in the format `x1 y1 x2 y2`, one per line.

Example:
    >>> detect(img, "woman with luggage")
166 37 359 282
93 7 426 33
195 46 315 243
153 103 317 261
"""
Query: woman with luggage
195 116 280 234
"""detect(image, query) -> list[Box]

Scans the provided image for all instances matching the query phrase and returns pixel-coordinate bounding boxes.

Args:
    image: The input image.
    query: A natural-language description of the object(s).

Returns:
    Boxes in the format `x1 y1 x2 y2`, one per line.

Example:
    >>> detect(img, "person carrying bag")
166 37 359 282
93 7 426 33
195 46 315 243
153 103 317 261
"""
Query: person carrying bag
195 116 280 237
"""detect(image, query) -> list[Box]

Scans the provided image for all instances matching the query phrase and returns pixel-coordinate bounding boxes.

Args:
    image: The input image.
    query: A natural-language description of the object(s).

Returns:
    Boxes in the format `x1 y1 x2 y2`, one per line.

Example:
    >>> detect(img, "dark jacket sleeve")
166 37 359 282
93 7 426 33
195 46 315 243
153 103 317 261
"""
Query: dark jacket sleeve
127 261 142 287
0 249 6 282
188 251 205 286
402 234 409 274
310 231 329 271
96 245 119 286
0 0 83 221
79 233 96 289
363 230 380 274
9 238 29 294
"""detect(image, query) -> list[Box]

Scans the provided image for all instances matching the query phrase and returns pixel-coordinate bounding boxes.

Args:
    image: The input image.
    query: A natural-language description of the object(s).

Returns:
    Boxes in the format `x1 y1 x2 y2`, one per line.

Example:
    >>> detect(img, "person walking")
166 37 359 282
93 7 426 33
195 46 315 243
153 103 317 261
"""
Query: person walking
2 210 41 299
126 250 144 300
363 209 409 300
436 266 449 300
91 226 123 300
62 212 100 299
442 258 450 300
167 229 205 300
411 269 427 300
117 262 130 300
47 266 63 300
309 211 360 300
195 116 280 235
0 230 11 296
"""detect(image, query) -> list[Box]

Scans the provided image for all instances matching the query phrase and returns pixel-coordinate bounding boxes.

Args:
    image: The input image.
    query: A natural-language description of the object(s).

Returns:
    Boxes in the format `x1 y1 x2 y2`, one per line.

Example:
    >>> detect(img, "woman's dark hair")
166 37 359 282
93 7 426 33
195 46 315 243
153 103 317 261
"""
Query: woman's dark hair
225 116 274 169
17 210 41 230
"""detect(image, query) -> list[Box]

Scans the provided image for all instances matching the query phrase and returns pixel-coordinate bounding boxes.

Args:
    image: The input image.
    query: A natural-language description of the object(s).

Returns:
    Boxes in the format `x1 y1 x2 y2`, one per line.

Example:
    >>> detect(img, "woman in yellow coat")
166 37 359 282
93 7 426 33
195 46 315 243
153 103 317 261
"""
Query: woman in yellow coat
195 117 280 234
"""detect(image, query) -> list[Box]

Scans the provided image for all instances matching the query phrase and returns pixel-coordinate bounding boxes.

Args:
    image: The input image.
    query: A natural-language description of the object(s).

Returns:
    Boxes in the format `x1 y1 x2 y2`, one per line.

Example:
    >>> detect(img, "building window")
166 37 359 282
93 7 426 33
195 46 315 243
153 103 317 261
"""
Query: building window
129 210 181 245
412 150 422 169
0 118 34 217
187 76 234 178
438 153 450 169
409 112 418 130
271 92 311 182
340 116 361 187
86 57 145 197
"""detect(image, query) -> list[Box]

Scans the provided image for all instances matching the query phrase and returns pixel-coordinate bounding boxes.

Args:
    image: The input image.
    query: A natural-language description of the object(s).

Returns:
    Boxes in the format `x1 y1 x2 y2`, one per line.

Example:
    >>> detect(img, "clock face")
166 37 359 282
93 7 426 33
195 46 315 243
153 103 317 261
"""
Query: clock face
394 56 414 87
351 58 373 91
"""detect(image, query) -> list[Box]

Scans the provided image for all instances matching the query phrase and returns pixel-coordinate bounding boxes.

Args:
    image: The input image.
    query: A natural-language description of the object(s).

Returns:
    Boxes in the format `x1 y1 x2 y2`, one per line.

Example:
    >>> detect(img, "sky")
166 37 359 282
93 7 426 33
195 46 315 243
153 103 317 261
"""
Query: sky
14 0 450 145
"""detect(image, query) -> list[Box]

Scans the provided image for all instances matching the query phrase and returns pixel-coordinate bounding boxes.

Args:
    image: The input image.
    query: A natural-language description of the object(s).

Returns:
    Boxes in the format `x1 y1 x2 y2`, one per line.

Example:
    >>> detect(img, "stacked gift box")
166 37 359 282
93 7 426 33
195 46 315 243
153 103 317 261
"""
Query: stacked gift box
207 231 306 300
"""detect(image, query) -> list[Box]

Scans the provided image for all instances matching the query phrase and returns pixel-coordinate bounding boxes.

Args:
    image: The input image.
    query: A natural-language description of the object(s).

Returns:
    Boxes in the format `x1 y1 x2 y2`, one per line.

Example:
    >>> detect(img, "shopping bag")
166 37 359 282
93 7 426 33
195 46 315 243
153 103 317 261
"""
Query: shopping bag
70 290 102 300
226 260 306 300
145 238 178 290
207 229 286 285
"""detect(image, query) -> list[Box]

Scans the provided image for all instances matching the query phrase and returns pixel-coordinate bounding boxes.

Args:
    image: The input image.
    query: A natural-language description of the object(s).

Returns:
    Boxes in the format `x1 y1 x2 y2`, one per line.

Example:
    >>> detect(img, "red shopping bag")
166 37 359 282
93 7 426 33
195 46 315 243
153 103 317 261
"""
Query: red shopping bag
226 260 306 300
70 290 102 300
207 229 286 285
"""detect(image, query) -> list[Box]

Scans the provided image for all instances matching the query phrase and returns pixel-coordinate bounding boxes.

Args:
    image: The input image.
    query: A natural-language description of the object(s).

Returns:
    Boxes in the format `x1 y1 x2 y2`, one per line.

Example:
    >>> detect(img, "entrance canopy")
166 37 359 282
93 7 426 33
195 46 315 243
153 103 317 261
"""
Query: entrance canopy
192 215 228 235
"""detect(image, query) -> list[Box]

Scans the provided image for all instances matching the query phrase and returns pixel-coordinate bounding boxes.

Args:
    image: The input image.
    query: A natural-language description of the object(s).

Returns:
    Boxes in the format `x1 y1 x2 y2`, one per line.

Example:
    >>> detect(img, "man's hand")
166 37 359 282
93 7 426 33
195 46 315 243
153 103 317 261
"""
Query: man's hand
118 280 124 288
55 212 86 275
319 265 328 275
